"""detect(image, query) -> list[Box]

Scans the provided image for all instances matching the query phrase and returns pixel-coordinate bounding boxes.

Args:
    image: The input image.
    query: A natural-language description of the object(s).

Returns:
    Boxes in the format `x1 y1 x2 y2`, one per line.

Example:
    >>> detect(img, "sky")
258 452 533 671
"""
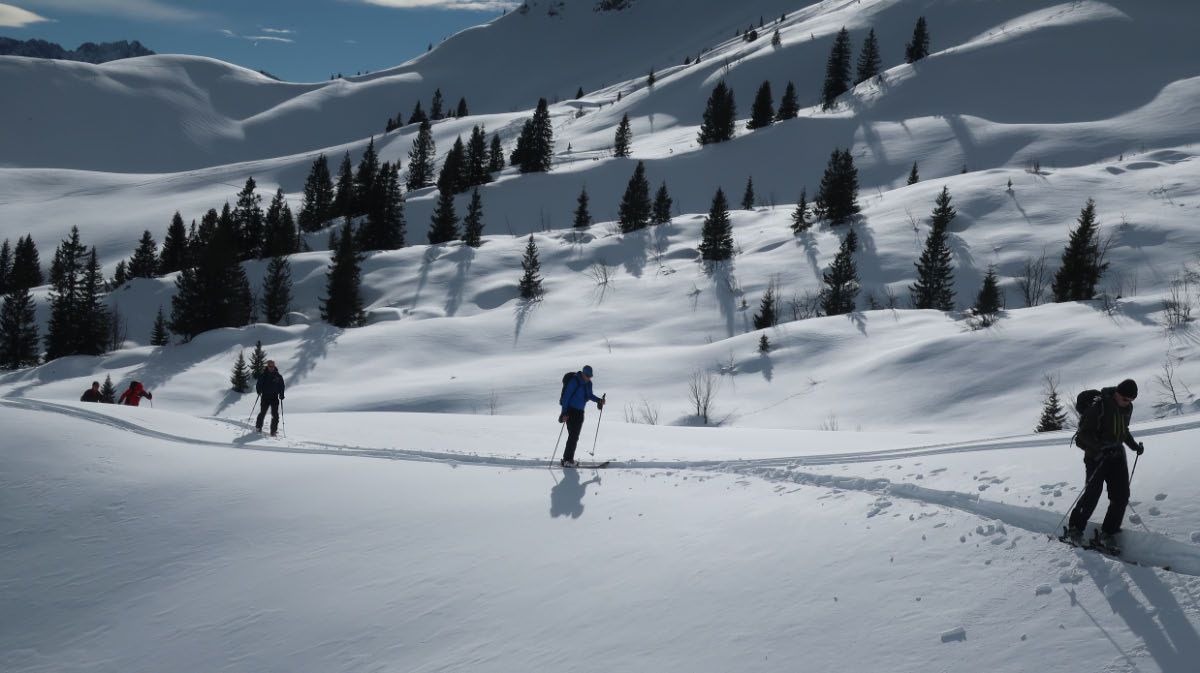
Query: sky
0 0 517 82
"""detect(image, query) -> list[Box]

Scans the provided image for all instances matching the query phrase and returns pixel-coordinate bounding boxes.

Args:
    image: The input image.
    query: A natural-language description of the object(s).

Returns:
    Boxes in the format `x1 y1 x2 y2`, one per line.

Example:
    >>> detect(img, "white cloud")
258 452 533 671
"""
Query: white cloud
260 27 293 35
0 2 49 27
20 0 200 22
359 0 520 11
221 28 294 45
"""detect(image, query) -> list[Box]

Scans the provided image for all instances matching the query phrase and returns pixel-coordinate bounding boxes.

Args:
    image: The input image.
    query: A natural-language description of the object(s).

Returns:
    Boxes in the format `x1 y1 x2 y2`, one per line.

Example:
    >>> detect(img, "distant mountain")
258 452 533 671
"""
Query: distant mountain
0 37 154 63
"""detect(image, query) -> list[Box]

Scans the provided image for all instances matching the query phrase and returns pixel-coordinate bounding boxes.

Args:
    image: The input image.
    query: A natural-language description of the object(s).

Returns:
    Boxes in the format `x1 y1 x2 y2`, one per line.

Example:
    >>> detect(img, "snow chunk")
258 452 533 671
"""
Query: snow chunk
1035 584 1053 596
940 626 967 643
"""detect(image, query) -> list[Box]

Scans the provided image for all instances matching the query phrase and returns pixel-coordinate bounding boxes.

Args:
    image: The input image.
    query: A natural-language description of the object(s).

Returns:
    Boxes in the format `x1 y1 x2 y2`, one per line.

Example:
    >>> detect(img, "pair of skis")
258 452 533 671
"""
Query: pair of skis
556 460 611 469
1056 527 1172 571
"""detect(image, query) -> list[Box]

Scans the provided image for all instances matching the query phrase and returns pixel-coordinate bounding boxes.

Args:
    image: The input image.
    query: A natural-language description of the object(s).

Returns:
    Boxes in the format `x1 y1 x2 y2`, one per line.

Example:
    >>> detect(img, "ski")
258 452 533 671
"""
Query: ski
556 461 611 469
1055 528 1172 571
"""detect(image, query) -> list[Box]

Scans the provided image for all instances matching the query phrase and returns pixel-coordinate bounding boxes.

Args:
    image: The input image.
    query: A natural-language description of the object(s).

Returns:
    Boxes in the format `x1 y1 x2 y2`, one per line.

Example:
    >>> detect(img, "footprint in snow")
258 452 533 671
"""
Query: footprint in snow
1191 532 1200 543
1155 493 1168 501
1149 507 1162 516
1035 584 1053 596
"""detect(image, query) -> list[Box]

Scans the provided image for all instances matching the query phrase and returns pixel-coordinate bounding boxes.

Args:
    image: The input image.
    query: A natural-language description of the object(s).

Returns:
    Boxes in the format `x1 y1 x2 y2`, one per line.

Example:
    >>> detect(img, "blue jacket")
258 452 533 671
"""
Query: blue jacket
561 372 602 415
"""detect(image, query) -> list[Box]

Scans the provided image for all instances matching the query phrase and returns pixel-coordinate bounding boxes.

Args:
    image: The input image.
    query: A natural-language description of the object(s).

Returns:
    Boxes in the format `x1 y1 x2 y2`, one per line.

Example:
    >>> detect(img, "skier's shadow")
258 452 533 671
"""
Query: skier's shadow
550 469 601 519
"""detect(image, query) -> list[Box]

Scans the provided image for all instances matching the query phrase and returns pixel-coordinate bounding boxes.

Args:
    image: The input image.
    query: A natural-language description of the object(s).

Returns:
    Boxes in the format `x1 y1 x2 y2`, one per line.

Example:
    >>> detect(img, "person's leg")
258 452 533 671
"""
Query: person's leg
1101 452 1130 534
1068 457 1106 532
256 402 268 431
269 398 280 435
563 409 585 462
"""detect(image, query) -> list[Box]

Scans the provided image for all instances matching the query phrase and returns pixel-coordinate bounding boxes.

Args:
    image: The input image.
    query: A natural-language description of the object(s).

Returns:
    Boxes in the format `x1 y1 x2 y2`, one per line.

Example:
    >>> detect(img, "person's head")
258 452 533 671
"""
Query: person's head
581 365 594 381
129 380 141 391
90 381 99 390
266 359 277 371
1114 379 1138 407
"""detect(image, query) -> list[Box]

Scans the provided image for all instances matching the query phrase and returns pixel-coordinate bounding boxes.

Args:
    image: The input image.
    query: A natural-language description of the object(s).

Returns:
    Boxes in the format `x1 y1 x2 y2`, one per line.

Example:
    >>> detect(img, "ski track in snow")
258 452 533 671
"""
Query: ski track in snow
7 395 1200 578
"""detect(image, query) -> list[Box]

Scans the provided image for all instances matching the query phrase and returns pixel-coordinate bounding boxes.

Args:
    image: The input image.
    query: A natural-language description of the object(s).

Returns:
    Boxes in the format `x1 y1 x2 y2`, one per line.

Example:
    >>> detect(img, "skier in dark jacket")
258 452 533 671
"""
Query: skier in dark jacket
1067 379 1144 542
117 381 152 406
255 359 286 436
559 365 605 467
81 381 103 403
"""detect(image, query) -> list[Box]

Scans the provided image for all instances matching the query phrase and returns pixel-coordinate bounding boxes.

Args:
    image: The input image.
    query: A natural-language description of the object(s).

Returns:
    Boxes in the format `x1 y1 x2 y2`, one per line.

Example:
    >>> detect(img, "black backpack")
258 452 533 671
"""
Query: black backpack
1073 389 1103 449
559 372 576 405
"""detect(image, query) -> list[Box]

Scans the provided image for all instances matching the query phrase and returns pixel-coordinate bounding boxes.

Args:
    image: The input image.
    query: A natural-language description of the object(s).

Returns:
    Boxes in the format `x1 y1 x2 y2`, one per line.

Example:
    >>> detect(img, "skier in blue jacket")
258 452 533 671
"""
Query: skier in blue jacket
559 365 605 467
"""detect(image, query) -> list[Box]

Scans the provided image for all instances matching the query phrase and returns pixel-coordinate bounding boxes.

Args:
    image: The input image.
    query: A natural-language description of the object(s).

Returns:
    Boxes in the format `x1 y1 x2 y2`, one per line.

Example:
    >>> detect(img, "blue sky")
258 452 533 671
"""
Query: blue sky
0 0 516 81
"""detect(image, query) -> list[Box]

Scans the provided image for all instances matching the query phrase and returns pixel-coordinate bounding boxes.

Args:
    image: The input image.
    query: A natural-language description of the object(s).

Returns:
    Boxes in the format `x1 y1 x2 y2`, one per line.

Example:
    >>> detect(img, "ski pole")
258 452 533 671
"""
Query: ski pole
248 394 260 423
589 395 606 457
1128 447 1142 487
1054 454 1107 537
279 400 286 438
549 422 565 466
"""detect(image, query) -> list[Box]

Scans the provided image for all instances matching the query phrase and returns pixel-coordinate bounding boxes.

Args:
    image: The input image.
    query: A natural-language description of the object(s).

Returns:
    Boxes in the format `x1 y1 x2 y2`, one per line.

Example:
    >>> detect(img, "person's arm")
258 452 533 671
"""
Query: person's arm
1123 424 1141 452
561 377 578 417
144 390 152 400
279 375 285 400
118 391 128 404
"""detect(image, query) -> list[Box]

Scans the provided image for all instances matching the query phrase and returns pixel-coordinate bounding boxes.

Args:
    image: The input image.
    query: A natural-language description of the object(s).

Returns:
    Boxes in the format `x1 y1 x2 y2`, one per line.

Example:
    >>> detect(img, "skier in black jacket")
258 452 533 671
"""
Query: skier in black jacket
80 381 103 403
1067 379 1144 542
255 360 286 436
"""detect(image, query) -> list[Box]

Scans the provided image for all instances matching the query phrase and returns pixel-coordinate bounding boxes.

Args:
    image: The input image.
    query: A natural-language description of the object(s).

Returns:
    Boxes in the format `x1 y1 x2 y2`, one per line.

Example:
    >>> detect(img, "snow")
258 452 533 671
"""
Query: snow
3 0 1200 670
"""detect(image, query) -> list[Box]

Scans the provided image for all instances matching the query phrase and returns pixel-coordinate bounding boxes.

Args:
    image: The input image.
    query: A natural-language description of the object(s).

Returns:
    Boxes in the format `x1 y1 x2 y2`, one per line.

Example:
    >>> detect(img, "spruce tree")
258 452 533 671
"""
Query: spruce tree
358 164 405 251
99 374 116 403
0 239 10 295
815 149 861 225
261 256 293 324
747 81 775 130
158 212 189 275
0 285 38 369
428 189 460 244
430 88 445 120
299 154 336 232
699 188 734 262
408 101 428 125
462 189 485 247
821 228 860 316
510 119 532 168
573 187 592 229
170 208 253 341
855 28 882 85
905 16 930 63
456 97 469 117
249 340 267 378
515 98 554 173
974 265 1003 325
753 284 777 329
321 221 365 328
43 227 87 361
618 161 652 232
233 177 265 260
406 121 436 190
647 69 656 88
790 188 811 233
653 182 673 225
698 81 736 145
907 161 920 185
437 136 468 195
465 125 492 187
742 177 756 210
488 133 505 173
518 234 544 300
775 81 799 121
575 86 584 99
150 306 170 345
771 29 782 48
909 186 957 311
231 350 251 393
354 137 380 216
821 27 853 110
613 113 633 158
76 248 110 356
111 260 128 289
126 231 158 278
333 152 356 218
11 235 42 291
1051 199 1108 302
1036 387 1068 433
263 188 297 257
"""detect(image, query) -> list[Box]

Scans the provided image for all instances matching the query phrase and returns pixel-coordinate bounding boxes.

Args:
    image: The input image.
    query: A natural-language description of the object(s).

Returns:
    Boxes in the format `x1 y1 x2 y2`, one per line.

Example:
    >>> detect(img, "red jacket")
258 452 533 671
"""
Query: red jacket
118 382 152 406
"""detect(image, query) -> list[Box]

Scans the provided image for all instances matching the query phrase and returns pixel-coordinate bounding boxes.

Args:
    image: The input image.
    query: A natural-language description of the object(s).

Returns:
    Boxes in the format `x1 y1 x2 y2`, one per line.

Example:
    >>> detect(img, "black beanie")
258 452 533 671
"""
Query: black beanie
1117 379 1138 399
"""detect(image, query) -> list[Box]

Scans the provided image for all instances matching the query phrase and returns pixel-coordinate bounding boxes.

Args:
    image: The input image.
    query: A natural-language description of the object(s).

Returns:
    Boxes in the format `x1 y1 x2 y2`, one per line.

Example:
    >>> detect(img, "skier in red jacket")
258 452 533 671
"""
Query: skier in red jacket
117 380 153 406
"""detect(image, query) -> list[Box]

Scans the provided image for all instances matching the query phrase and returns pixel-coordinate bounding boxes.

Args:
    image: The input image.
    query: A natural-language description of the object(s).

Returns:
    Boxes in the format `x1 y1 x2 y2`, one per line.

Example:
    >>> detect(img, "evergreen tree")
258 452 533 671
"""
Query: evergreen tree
821 27 853 110
299 154 336 232
909 187 957 311
358 164 406 251
406 121 436 191
249 340 267 378
43 228 86 361
821 228 860 316
0 239 10 295
1036 387 1068 433
437 136 468 195
230 350 251 393
771 29 782 48
573 187 592 229
0 284 39 369
753 283 777 329
430 88 445 120
333 152 356 218
263 189 297 257
354 137 381 216
618 161 653 232
76 248 110 356
488 132 505 173
905 16 930 63
170 209 253 341
150 306 170 346
110 260 128 289
513 98 554 173
194 208 220 257
428 189 460 244
159 211 190 275
407 100 428 125
907 161 920 185
1051 199 1108 302
518 234 544 300
741 176 756 210
465 125 492 187
10 235 42 291
647 68 656 88
653 182 673 225
126 230 158 279
456 97 469 117
814 149 861 225
699 188 734 262
613 113 633 158
747 80 775 130
462 189 485 247
698 81 737 145
775 81 799 121
855 28 882 85
321 221 365 328
790 188 811 233
99 374 116 402
261 256 293 324
974 265 1003 325
510 119 532 168
233 177 265 260
575 86 585 99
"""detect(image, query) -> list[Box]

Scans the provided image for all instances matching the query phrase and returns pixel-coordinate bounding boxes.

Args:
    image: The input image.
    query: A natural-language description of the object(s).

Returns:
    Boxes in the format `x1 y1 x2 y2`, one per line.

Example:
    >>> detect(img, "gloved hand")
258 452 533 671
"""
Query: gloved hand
1135 442 1144 456
559 413 567 423
597 399 606 411
280 394 285 401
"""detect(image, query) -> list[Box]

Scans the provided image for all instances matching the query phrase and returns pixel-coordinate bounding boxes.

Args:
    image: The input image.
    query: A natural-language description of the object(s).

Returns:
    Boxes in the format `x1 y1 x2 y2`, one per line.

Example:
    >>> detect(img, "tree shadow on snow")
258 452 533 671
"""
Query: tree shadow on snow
410 246 443 309
549 469 600 519
513 297 541 347
794 231 822 281
287 323 342 388
213 388 249 418
704 260 738 339
444 244 475 317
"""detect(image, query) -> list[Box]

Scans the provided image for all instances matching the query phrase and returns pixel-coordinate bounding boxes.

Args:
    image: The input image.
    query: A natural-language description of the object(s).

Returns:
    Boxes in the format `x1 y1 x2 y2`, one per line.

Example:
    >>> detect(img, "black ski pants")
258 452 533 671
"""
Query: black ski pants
257 395 281 434
562 408 586 462
1069 449 1129 535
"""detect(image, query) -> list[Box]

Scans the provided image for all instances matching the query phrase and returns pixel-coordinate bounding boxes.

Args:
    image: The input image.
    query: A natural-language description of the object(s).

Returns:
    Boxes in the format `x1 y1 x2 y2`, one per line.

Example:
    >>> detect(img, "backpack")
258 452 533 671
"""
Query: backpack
1073 389 1103 450
559 372 576 406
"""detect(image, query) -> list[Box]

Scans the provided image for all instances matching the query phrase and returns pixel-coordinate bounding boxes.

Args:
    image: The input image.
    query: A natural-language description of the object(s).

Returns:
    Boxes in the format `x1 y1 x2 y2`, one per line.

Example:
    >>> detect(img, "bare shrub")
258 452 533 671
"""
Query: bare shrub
789 290 822 321
623 397 661 425
1017 253 1050 307
687 370 721 425
1163 275 1194 328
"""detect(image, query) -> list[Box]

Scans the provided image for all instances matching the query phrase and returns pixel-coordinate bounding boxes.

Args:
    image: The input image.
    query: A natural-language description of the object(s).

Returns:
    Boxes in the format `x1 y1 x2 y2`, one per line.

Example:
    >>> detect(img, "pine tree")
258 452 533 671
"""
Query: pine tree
905 16 930 63
460 189 485 247
747 81 775 130
230 350 251 393
0 285 38 369
321 221 365 328
907 162 920 185
1051 199 1108 302
43 227 86 361
909 186 957 311
814 149 861 225
456 97 469 117
855 28 882 85
753 283 777 329
261 256 293 324
11 235 42 291
488 133 505 173
514 98 554 173
299 154 336 232
354 137 381 216
771 29 782 48
263 188 297 257
99 374 116 402
618 161 653 232
249 340 267 378
76 248 110 356
407 101 428 125
1036 387 1068 433
430 88 445 120
653 182 673 225
465 125 492 188
358 164 405 251
125 231 158 278
573 187 592 229
150 306 170 345
699 188 734 262
973 265 1003 325
110 260 128 289
821 27 853 110
698 81 736 144
158 212 189 275
613 113 633 158
646 68 656 88
510 119 532 168
741 177 756 210
170 209 253 341
233 177 265 260
790 188 811 233
575 86 585 99
437 136 468 195
0 239 10 296
518 234 544 300
821 229 860 316
333 152 356 218
406 121 436 191
775 81 799 121
428 189 460 244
